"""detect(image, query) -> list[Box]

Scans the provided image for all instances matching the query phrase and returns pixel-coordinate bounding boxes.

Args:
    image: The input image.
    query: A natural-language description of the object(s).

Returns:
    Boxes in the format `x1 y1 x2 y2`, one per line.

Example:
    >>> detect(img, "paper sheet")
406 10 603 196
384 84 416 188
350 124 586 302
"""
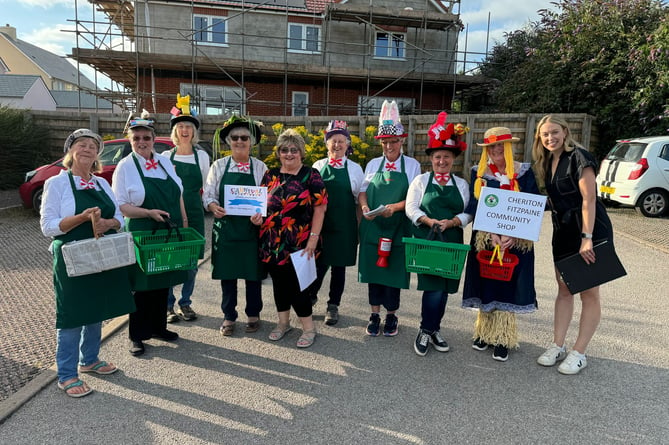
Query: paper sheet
363 205 388 218
290 249 317 291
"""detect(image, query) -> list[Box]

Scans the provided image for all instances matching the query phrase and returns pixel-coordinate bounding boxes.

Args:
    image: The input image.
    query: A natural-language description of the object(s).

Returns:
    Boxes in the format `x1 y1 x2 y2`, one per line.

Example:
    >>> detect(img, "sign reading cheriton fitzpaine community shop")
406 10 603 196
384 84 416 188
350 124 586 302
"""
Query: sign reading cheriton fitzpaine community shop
473 187 547 242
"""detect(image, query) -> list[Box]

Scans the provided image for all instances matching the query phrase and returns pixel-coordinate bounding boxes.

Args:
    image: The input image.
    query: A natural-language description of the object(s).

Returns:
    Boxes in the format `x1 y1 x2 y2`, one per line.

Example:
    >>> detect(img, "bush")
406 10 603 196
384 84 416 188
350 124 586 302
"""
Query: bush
0 107 51 190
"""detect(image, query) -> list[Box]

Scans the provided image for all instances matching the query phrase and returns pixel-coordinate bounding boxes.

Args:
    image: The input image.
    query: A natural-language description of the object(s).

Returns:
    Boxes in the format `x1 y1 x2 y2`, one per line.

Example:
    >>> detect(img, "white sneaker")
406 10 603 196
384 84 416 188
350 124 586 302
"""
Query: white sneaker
558 350 588 375
537 343 567 366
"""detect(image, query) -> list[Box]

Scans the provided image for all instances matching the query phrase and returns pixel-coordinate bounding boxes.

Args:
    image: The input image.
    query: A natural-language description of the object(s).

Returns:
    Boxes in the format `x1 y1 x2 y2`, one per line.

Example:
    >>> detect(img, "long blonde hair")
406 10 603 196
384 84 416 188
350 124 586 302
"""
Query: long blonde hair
531 115 581 182
474 141 518 199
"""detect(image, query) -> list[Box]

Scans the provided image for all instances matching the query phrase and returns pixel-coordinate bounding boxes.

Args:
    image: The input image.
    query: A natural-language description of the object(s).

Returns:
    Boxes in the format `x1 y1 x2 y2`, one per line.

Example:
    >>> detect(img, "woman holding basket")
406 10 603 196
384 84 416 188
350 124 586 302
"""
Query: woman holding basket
41 129 135 397
461 127 541 362
405 113 471 356
112 113 189 357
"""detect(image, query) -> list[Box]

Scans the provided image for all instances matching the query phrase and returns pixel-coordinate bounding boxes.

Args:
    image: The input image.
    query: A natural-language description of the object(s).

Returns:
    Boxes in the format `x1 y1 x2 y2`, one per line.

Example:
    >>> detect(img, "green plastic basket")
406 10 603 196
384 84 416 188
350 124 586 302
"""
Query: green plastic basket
133 227 205 275
402 237 470 279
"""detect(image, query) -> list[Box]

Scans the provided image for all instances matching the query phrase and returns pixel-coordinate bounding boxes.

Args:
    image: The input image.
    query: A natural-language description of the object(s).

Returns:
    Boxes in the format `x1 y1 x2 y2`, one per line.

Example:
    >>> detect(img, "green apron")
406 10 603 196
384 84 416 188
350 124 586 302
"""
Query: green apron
358 155 410 289
319 159 358 267
211 158 264 281
52 172 135 329
170 149 205 258
412 173 464 293
126 154 188 291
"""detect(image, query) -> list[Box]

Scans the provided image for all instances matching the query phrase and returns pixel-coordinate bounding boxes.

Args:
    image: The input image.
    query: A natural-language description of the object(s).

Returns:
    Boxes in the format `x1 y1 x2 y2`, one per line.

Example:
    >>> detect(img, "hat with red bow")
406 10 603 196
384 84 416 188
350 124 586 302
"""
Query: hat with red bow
425 112 468 156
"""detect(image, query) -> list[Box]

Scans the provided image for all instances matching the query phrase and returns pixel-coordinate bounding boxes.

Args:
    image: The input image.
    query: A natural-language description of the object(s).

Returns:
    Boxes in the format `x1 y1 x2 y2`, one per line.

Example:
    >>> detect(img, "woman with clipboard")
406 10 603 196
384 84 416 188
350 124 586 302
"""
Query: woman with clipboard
532 115 615 375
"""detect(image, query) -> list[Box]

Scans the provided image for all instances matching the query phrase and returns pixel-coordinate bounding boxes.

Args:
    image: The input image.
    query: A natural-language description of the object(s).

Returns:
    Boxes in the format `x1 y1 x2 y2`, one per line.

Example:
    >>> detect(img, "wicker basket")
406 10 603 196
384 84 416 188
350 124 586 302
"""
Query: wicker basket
403 237 470 279
133 227 205 275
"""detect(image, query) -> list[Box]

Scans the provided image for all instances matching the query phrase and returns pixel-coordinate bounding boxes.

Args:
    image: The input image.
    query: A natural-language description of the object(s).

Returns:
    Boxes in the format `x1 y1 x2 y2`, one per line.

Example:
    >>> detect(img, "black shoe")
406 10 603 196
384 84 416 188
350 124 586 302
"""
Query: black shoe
383 314 398 337
472 338 488 351
152 330 179 342
430 331 450 352
366 313 381 337
129 340 145 356
414 329 430 356
324 304 339 326
177 305 197 321
492 345 509 362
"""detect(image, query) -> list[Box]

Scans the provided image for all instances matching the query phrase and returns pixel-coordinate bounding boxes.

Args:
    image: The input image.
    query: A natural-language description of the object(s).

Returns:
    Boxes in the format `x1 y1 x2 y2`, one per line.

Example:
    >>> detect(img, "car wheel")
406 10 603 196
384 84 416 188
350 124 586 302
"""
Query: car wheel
635 189 668 217
32 188 43 214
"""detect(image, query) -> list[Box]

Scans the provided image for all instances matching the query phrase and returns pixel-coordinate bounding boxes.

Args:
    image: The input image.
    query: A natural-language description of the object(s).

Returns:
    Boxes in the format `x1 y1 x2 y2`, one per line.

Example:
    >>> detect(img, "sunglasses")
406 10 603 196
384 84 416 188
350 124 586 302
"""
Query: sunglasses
132 136 153 142
230 135 250 142
279 147 300 154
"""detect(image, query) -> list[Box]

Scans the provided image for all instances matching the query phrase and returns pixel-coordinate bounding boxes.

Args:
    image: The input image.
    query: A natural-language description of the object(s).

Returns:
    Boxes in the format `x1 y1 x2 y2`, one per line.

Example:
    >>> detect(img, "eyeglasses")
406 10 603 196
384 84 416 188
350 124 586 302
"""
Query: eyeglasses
279 147 300 154
230 135 250 142
132 136 153 142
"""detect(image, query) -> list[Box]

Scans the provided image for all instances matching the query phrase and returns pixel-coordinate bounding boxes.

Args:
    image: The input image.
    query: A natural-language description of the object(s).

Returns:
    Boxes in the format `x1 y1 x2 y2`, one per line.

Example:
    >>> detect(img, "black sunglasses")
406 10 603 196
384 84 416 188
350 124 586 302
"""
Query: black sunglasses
279 147 300 154
230 135 250 142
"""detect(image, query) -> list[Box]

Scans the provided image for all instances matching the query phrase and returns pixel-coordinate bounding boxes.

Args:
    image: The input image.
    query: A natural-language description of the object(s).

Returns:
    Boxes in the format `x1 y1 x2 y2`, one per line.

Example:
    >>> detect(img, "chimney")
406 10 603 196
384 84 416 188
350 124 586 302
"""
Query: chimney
0 24 17 40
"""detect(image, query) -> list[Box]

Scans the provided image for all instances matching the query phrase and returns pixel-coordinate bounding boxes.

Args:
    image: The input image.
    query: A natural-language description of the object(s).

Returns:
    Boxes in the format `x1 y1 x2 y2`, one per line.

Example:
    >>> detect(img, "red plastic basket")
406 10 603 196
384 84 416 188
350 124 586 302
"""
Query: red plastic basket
476 249 519 281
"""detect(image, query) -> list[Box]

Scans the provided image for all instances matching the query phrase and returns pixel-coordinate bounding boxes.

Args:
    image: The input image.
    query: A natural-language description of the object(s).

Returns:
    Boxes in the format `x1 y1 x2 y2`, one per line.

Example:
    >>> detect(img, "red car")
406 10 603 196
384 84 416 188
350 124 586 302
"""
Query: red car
19 137 176 213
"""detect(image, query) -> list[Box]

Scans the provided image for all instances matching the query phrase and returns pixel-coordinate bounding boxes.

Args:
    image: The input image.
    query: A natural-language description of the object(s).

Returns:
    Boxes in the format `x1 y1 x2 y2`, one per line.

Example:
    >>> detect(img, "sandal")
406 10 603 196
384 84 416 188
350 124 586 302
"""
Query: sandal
296 330 317 348
57 378 93 398
79 360 118 375
245 319 261 333
220 322 235 336
268 324 292 341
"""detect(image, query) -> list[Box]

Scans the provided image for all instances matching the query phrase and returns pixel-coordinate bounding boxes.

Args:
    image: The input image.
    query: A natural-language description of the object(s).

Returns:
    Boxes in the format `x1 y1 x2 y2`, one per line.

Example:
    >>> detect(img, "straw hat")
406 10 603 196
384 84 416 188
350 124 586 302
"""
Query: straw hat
476 127 519 147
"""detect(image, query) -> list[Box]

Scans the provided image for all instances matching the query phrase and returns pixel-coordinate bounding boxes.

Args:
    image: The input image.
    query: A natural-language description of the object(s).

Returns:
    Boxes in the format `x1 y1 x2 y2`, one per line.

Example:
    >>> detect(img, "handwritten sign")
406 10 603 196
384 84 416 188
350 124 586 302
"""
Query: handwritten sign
224 185 267 217
472 187 547 241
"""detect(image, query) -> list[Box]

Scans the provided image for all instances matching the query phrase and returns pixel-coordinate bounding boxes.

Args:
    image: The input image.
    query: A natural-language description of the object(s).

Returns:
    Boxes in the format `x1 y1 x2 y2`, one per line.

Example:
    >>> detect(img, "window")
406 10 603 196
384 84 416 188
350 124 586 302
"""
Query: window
292 92 309 117
288 24 320 53
0 58 8 74
375 32 405 59
358 96 414 116
193 15 227 45
180 84 245 116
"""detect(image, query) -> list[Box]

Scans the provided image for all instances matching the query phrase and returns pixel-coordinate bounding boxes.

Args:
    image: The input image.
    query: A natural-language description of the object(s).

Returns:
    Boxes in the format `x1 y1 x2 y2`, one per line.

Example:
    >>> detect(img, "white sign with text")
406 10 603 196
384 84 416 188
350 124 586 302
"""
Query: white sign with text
224 185 267 217
472 187 547 241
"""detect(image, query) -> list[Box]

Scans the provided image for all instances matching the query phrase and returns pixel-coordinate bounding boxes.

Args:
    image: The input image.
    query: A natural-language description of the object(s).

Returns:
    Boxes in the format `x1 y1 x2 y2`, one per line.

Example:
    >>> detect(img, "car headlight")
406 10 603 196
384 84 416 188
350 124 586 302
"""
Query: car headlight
24 170 37 182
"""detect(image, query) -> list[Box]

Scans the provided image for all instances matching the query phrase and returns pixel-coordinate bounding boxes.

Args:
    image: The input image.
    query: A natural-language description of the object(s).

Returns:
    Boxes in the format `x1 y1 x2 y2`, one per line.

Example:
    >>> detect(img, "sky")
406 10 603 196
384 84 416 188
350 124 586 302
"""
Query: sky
1 0 557 86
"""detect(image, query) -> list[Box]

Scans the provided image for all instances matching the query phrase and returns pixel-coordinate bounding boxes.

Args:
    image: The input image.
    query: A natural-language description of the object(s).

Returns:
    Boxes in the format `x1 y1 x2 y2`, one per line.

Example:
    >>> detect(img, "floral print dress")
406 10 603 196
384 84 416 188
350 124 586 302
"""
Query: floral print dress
259 166 328 266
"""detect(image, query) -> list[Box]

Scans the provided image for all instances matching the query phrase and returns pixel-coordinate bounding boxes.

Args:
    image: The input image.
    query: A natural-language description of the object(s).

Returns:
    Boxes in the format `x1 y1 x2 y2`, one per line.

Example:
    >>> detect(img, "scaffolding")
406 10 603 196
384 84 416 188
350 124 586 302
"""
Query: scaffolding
69 0 491 115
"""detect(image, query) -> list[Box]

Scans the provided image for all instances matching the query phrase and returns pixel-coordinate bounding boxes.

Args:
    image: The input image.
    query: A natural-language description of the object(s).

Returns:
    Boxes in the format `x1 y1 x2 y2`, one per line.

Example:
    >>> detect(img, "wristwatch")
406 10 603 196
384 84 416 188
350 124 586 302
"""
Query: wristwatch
581 232 593 239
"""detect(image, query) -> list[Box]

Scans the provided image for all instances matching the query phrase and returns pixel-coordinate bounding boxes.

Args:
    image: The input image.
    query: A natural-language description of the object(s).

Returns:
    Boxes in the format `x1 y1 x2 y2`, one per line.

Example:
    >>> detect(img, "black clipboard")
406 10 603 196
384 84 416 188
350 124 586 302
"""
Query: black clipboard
554 240 626 294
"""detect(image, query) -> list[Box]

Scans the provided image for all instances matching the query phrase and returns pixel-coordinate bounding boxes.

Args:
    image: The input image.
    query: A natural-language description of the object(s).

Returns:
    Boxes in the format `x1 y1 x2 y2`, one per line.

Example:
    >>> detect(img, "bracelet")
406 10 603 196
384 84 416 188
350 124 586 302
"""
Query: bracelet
310 232 319 237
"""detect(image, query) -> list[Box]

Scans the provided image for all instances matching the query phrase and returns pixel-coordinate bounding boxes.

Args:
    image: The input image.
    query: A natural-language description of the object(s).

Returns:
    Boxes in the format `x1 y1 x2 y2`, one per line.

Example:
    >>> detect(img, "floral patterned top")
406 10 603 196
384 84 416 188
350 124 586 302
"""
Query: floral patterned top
259 166 328 265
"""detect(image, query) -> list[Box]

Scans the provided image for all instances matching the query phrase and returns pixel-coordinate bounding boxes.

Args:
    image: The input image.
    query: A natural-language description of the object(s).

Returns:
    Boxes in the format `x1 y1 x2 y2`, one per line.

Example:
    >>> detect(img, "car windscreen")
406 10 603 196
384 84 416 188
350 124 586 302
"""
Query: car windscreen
605 142 646 162
99 142 129 166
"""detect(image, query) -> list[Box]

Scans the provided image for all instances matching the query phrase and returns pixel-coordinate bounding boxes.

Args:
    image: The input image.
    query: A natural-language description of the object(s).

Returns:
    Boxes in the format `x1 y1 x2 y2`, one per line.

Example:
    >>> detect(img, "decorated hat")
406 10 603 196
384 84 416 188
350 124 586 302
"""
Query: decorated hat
63 128 103 153
170 94 200 129
324 120 350 141
425 112 468 156
127 109 155 132
375 100 408 139
476 127 520 147
216 115 262 145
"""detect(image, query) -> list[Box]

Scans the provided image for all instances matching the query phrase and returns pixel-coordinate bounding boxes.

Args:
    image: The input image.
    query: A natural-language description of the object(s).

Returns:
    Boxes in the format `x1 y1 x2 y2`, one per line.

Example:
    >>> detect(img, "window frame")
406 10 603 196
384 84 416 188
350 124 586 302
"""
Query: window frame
287 23 321 54
374 32 406 60
180 83 245 116
292 91 309 117
193 14 228 46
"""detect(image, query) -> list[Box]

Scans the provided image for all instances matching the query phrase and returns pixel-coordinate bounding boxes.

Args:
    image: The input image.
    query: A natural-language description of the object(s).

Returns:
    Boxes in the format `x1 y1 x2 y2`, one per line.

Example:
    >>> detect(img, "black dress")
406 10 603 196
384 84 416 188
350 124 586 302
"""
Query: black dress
545 147 613 261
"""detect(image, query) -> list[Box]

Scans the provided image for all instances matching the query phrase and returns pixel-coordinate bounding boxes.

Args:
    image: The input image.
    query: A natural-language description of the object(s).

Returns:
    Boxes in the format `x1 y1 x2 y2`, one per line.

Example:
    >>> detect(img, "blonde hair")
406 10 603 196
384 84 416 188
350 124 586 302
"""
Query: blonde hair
275 129 306 160
531 115 582 182
473 141 518 199
170 121 200 146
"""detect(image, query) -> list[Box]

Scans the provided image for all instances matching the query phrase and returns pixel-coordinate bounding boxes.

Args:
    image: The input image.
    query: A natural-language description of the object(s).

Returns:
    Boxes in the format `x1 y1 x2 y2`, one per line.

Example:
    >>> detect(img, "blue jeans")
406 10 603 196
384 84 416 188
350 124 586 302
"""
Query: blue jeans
220 279 263 321
168 268 197 308
420 290 449 333
56 322 102 383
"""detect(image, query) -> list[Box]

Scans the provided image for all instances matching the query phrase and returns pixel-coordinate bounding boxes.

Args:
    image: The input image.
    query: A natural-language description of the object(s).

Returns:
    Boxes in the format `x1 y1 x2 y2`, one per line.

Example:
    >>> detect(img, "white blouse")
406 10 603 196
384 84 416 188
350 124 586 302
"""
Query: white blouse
40 169 124 238
360 154 422 193
112 152 183 207
405 172 472 227
167 147 211 185
202 156 268 209
312 156 365 201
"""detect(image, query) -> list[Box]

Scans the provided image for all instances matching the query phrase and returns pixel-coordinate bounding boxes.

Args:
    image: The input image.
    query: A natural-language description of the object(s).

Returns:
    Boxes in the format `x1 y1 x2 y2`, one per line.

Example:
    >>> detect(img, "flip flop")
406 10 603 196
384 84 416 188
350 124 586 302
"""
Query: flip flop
79 360 118 375
58 379 93 398
268 324 292 341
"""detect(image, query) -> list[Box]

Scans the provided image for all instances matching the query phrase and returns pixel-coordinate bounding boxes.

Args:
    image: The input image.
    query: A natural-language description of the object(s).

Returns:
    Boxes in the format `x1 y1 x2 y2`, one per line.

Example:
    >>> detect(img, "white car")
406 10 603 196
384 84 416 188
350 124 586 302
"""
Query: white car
596 136 669 217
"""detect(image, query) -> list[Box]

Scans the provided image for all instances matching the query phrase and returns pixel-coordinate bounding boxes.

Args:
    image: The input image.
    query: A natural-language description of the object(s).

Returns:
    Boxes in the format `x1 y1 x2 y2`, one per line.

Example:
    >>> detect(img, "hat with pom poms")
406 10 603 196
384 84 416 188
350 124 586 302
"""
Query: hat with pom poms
425 111 468 156
375 100 407 139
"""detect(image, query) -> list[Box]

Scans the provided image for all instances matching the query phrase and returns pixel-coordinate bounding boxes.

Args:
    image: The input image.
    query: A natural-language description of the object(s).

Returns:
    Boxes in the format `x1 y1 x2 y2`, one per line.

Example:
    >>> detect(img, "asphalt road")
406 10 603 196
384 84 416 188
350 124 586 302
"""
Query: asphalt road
0 203 667 444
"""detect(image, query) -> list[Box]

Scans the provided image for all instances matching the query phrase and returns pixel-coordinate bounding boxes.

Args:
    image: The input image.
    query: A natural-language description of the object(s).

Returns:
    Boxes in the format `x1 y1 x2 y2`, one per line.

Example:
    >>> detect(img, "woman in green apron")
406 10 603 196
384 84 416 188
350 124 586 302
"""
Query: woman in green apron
112 115 188 357
203 116 267 336
41 129 135 397
405 114 472 356
308 120 364 326
166 104 210 323
358 100 421 337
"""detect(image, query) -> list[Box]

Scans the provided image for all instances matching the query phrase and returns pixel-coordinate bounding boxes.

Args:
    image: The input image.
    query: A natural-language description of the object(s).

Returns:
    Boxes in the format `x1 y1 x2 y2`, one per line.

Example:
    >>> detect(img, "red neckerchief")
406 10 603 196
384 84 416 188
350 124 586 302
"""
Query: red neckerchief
385 162 396 171
329 158 343 167
488 163 517 191
145 158 159 170
236 162 250 173
434 172 450 185
79 178 95 189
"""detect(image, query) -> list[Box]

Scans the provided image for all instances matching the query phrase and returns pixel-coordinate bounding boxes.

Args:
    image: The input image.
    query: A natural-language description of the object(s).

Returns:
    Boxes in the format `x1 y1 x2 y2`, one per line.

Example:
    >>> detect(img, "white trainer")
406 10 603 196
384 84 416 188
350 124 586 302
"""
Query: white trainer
537 343 567 366
558 350 588 375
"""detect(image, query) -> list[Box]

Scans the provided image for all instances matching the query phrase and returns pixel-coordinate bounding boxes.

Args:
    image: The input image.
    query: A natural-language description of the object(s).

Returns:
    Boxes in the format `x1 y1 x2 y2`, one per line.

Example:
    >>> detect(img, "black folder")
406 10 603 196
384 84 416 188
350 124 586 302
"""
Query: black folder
554 240 626 294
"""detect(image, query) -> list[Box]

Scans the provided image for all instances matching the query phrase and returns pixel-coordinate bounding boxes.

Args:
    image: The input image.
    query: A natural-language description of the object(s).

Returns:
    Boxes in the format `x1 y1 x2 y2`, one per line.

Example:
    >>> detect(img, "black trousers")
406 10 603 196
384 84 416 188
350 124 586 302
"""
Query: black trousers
129 288 169 341
267 263 312 318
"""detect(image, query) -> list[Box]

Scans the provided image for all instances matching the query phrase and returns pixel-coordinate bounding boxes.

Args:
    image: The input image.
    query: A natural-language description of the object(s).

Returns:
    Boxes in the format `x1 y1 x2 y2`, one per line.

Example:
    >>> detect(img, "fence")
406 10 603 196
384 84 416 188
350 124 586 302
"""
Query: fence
28 111 597 177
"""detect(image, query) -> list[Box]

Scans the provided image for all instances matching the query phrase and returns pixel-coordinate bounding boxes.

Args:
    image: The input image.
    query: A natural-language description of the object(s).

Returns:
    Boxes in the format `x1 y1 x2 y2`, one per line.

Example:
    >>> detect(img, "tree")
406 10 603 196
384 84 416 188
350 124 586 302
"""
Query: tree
477 0 668 156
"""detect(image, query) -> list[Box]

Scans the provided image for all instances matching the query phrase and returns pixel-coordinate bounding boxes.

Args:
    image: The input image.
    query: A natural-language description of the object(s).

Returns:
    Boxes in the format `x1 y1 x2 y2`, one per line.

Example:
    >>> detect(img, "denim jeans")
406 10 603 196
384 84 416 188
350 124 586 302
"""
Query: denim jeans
168 268 198 308
420 290 449 333
220 279 263 321
56 322 102 383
